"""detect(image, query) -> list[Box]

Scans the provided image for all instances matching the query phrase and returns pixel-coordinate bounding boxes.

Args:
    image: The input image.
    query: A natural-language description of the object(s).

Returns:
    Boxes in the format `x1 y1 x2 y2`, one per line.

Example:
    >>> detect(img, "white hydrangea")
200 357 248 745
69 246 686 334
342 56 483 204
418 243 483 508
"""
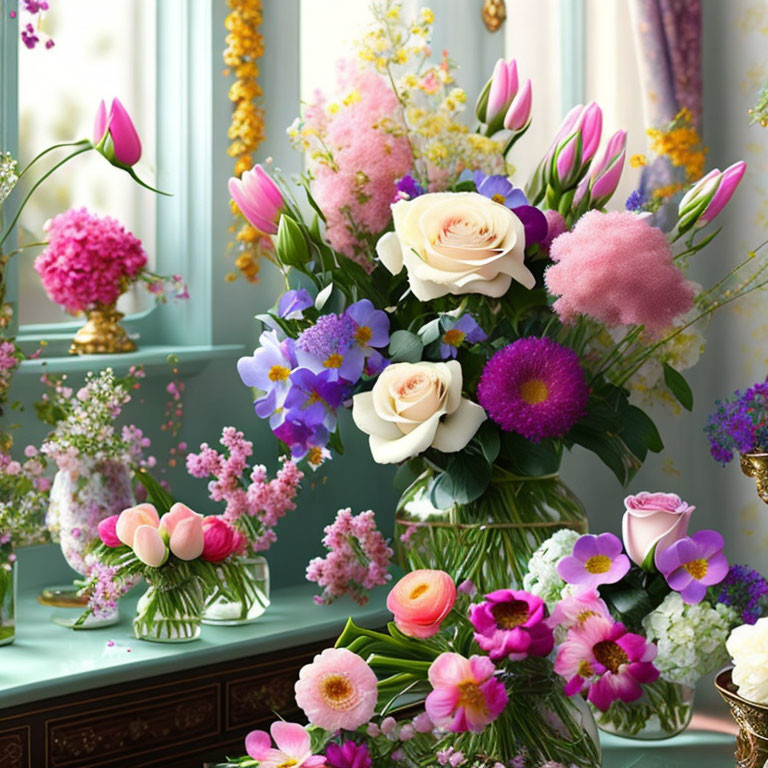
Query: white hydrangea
727 617 768 704
642 592 736 687
523 529 580 607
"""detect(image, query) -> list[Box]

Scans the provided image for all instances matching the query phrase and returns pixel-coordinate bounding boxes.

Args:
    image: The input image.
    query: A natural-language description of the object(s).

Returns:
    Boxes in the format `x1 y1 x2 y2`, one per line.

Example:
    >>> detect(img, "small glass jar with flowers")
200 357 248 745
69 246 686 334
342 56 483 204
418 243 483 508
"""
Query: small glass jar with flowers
185 427 303 624
33 207 187 355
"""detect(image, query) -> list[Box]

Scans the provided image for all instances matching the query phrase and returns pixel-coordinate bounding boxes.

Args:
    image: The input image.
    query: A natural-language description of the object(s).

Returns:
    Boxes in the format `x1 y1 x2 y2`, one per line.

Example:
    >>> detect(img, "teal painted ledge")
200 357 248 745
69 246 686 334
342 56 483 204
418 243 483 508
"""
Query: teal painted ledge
0 580 390 710
15 343 245 376
601 730 736 766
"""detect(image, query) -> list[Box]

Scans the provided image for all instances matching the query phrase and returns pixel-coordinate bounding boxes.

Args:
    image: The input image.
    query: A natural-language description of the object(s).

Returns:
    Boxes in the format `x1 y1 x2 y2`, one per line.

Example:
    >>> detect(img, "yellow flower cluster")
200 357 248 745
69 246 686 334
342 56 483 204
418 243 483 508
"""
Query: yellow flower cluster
357 1 432 73
223 0 268 282
647 108 707 183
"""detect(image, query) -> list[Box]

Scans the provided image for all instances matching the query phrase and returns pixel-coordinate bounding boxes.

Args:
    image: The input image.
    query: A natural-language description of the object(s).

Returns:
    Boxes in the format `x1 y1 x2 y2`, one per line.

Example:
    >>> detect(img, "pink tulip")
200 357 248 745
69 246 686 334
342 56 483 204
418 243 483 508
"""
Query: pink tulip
700 160 747 224
577 101 603 163
588 130 627 205
98 515 122 548
229 164 285 235
554 133 580 186
159 502 205 561
503 78 532 132
201 516 238 563
116 504 160 548
93 98 142 167
486 59 519 127
133 525 168 568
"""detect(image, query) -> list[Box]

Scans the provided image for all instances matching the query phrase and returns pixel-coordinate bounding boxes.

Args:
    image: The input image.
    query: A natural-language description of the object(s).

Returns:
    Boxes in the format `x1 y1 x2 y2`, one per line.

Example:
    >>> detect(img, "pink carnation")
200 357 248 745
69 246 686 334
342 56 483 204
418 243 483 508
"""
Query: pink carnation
545 211 695 335
34 207 147 314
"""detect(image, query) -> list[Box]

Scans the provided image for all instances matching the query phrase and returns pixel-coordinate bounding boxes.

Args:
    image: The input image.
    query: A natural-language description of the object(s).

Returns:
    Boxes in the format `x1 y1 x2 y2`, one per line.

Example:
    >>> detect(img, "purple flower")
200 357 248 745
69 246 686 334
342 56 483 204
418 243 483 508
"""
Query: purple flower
512 205 549 246
656 530 729 604
473 171 528 208
395 174 425 201
238 330 297 411
716 564 768 625
625 189 647 212
469 589 554 661
273 413 329 460
363 349 389 377
21 22 39 48
476 337 589 442
557 533 630 590
296 313 365 383
325 742 371 768
346 299 390 353
284 368 347 431
440 314 487 359
277 289 314 319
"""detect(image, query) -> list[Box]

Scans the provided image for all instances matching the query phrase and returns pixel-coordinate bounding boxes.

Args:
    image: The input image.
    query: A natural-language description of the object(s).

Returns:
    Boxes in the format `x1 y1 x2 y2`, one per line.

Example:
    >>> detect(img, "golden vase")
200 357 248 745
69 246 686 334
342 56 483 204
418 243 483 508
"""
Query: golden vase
716 668 768 768
70 306 136 355
740 452 768 505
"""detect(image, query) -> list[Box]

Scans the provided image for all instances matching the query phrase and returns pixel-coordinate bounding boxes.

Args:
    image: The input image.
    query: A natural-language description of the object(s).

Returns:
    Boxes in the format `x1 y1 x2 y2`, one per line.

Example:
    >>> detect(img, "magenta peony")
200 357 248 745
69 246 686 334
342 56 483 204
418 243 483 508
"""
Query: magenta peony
545 211 695 335
201 516 239 563
35 207 148 314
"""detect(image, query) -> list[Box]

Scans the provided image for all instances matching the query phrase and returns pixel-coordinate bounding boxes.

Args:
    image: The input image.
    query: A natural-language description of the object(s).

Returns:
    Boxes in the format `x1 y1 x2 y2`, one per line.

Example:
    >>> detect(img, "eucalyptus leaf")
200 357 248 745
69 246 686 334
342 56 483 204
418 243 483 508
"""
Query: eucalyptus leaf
389 330 424 363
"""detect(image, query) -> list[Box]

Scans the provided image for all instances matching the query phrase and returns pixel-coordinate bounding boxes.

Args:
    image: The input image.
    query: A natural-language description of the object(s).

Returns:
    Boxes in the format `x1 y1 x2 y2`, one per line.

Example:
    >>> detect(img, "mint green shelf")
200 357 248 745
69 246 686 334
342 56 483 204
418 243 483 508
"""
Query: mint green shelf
601 730 736 766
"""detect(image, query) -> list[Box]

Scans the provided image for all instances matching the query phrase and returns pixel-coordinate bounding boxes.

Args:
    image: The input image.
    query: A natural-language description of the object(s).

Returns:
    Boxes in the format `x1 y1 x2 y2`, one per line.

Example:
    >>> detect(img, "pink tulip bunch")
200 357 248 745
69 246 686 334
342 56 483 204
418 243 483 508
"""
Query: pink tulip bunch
574 130 627 212
677 161 747 234
476 58 533 137
229 164 286 236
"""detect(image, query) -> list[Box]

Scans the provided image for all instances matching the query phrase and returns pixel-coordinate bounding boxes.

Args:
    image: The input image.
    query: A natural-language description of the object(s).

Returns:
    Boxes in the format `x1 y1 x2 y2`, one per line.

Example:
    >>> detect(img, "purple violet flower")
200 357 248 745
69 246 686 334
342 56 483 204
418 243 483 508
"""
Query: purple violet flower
716 563 768 625
346 299 390 353
656 530 729 605
277 288 314 319
394 174 425 201
284 368 347 431
440 314 487 359
296 313 365 383
557 533 630 590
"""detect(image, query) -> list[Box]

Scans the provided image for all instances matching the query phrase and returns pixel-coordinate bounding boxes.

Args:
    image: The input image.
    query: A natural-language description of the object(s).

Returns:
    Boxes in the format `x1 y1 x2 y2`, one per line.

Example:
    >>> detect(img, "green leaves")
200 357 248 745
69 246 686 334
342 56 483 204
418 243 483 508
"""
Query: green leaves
429 452 492 508
388 330 424 363
600 569 670 633
663 363 694 411
135 469 174 515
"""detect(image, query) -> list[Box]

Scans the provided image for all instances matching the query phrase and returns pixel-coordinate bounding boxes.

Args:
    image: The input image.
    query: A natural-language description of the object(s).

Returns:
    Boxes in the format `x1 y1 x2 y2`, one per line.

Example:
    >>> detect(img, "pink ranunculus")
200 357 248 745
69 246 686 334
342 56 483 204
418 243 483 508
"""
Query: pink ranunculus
98 515 122 548
132 524 168 568
159 503 205 561
386 569 456 638
245 721 325 768
294 647 378 732
622 492 694 570
115 504 160 548
425 652 508 733
201 516 238 563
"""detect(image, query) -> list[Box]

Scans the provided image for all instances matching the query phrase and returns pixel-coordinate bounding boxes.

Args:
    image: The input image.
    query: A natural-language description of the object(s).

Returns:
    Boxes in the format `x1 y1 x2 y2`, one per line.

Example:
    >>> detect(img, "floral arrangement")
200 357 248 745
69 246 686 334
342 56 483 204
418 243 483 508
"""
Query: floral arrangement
230 0 765 596
34 207 186 315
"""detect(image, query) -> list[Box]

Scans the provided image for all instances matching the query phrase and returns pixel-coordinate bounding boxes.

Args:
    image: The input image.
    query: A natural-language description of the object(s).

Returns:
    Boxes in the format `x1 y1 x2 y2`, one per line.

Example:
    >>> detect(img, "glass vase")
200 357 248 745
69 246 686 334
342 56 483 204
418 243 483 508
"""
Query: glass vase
202 556 270 625
592 678 695 740
395 468 588 593
133 577 203 643
0 548 16 646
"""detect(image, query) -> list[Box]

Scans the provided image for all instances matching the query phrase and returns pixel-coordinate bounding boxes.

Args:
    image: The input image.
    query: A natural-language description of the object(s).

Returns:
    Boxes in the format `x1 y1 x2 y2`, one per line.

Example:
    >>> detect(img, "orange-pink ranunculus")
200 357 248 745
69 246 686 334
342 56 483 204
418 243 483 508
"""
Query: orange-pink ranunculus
386 569 456 638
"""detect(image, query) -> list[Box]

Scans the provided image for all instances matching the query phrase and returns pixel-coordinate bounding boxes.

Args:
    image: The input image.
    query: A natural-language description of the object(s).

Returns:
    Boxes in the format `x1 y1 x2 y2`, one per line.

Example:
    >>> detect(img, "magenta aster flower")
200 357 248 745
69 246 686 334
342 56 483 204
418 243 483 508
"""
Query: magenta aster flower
325 741 371 768
656 530 729 604
476 337 589 441
469 589 554 661
554 616 659 711
557 533 630 591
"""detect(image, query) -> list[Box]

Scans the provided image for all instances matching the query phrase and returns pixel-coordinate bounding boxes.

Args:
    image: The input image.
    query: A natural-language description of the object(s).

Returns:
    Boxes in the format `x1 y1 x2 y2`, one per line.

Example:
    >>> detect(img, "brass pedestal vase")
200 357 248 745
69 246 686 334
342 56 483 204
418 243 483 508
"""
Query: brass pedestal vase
716 667 768 768
70 306 136 355
740 453 768 505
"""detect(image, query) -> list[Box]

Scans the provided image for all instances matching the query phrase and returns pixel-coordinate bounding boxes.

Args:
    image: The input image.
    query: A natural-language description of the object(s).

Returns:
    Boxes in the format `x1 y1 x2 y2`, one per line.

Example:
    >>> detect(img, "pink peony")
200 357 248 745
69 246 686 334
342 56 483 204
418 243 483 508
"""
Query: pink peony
201 516 238 563
387 569 456 639
425 652 508 732
294 647 378 732
545 211 695 335
35 207 148 314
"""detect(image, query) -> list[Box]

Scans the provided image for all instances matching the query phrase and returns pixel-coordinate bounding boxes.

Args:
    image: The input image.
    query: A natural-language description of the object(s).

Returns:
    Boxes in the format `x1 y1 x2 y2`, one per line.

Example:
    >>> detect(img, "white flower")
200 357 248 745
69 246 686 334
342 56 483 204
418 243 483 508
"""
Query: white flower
523 529 580 607
643 593 736 687
376 192 535 301
352 360 486 464
727 617 768 704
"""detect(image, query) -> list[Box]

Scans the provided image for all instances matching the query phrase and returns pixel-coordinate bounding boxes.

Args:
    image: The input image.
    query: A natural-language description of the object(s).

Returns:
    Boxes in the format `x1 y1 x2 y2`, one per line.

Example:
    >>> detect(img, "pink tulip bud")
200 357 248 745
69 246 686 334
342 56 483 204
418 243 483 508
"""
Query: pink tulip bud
554 133 581 187
93 99 108 144
486 58 519 128
577 101 603 163
116 504 160 548
229 164 285 235
93 98 142 167
503 78 532 132
98 515 122 548
700 160 746 224
588 130 627 205
201 516 238 563
160 503 205 560
133 524 169 568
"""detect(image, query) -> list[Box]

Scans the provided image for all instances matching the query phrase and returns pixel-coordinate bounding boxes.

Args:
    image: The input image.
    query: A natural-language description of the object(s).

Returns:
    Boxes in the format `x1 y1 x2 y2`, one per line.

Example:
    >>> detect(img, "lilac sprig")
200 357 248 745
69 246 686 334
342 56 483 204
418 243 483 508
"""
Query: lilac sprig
714 563 768 625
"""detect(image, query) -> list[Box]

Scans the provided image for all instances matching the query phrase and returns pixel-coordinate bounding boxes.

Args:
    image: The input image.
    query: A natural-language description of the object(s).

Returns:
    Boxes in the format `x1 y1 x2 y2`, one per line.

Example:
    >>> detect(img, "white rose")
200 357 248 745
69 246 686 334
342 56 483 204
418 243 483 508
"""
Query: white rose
727 617 768 704
375 192 535 301
352 360 486 464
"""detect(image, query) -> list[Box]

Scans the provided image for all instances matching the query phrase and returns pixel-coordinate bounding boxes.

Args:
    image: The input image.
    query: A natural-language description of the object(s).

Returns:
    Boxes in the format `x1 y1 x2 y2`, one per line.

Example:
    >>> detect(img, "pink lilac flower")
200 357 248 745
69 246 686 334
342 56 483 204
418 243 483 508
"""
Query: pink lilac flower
85 559 131 619
34 208 148 314
306 508 393 605
325 741 371 768
437 748 466 767
548 589 611 631
656 530 729 604
245 722 325 768
425 652 508 733
294 647 378 732
554 615 659 711
545 211 695 335
469 589 554 661
556 533 630 591
477 337 589 441
440 315 487 360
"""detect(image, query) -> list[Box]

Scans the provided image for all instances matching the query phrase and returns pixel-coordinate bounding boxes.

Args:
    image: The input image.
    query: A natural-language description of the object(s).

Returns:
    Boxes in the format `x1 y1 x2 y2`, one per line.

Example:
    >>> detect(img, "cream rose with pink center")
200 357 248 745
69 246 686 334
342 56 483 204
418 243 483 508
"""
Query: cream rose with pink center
352 360 486 464
376 191 535 300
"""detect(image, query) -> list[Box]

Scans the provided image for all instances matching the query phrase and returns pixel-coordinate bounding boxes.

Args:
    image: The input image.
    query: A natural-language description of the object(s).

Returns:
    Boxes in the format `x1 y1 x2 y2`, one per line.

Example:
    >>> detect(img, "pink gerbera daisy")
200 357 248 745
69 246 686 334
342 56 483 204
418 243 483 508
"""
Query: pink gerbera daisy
554 615 659 711
295 647 378 732
476 337 589 441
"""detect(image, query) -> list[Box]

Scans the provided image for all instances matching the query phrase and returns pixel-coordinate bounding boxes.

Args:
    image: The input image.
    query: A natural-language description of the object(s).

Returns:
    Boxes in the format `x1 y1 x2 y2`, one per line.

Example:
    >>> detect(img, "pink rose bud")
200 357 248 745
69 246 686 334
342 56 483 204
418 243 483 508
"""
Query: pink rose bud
386 569 456 639
93 98 142 167
503 78 532 133
132 524 169 568
622 492 694 570
201 516 238 563
116 504 160 548
229 164 285 235
98 515 122 548
700 160 747 225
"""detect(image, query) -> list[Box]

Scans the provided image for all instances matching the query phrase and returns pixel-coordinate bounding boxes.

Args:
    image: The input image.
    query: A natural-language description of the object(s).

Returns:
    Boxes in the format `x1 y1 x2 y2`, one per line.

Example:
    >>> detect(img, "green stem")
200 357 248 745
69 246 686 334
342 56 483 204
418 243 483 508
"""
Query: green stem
16 138 92 180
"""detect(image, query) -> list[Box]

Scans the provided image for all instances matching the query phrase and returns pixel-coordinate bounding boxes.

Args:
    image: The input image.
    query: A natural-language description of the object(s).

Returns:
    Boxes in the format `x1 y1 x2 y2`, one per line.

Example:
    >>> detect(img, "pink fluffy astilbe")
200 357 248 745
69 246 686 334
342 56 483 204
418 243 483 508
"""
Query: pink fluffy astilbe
306 508 393 606
34 207 148 314
545 211 695 335
306 61 413 267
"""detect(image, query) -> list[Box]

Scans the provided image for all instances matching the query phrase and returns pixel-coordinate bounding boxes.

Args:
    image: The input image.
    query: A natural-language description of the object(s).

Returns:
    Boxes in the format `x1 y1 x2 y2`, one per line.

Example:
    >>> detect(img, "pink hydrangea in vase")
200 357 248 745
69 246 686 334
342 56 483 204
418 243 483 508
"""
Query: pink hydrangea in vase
34 207 187 355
